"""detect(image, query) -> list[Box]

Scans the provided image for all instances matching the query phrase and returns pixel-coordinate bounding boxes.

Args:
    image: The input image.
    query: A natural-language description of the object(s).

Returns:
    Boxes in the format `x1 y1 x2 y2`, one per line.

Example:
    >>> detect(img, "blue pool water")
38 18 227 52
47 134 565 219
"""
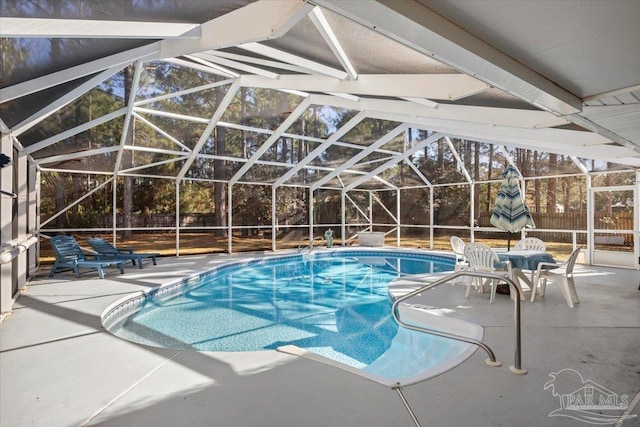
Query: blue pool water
106 250 480 385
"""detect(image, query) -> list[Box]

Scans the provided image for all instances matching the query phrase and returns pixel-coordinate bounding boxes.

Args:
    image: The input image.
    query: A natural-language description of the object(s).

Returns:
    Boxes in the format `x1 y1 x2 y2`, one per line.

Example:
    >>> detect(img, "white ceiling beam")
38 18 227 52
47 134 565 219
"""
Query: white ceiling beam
166 57 239 78
176 80 241 181
311 123 409 191
240 73 488 100
134 107 211 124
133 79 235 107
161 0 314 57
1 1 309 104
354 157 394 167
34 146 120 166
306 93 568 129
132 113 192 152
12 66 125 137
325 92 360 101
568 108 640 154
345 132 442 191
346 194 371 221
443 136 472 183
124 145 189 157
314 0 582 115
401 97 439 109
38 167 112 176
494 145 520 172
25 108 127 154
229 97 313 186
0 44 157 103
344 173 396 190
238 43 349 80
309 7 358 80
371 192 397 221
114 61 145 175
40 177 114 228
569 156 590 174
190 54 279 79
119 155 190 175
569 115 640 157
406 160 432 187
278 89 310 98
399 117 638 165
273 111 367 187
0 17 200 39
201 50 312 74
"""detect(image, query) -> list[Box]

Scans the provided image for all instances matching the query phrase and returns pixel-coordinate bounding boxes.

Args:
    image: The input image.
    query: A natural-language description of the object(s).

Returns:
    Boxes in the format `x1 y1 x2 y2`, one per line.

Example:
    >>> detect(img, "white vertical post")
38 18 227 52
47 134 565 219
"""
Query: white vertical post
29 163 39 275
16 151 27 291
633 171 640 270
586 174 593 265
635 171 639 270
175 180 180 257
112 175 117 244
271 186 276 251
396 189 400 247
429 187 434 248
519 179 526 240
227 183 233 254
1 134 13 314
341 189 346 246
368 191 373 231
470 182 475 242
309 187 314 242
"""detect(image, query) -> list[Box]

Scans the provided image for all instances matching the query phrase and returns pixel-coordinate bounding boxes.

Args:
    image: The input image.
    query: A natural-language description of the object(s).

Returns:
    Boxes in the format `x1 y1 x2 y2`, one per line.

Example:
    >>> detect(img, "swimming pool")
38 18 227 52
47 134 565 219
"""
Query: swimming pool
103 248 483 386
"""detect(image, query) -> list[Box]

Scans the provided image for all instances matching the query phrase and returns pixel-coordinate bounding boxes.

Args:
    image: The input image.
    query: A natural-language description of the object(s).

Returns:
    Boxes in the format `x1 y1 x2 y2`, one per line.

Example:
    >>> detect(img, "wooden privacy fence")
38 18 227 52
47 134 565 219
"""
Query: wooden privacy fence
92 214 217 228
478 211 634 244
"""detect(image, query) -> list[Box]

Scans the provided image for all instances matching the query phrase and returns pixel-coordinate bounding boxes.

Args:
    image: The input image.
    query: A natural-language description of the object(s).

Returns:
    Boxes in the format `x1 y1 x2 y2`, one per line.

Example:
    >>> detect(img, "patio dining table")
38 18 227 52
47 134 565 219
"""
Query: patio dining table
495 249 557 298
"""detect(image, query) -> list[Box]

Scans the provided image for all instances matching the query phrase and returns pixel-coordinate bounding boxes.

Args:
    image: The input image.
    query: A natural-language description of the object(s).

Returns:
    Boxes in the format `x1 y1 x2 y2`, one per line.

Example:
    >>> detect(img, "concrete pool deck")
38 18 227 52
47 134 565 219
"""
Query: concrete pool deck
1 250 639 426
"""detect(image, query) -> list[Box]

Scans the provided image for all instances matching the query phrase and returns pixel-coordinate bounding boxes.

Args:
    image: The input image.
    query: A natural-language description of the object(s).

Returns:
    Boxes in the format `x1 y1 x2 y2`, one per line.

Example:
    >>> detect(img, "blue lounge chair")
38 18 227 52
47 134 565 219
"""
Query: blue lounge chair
87 237 159 269
49 235 125 279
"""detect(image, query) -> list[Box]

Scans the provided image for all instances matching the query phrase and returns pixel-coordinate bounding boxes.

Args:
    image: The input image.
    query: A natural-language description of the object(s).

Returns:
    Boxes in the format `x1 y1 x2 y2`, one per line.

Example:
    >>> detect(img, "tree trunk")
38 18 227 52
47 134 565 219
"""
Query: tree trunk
546 153 558 213
122 65 135 239
473 141 480 218
534 151 541 213
55 174 67 228
213 83 227 237
486 144 494 212
214 125 227 237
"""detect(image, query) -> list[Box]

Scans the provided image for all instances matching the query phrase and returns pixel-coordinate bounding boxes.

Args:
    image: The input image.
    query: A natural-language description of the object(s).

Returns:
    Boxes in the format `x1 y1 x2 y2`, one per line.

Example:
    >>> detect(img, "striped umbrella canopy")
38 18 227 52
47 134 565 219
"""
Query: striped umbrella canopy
490 166 535 249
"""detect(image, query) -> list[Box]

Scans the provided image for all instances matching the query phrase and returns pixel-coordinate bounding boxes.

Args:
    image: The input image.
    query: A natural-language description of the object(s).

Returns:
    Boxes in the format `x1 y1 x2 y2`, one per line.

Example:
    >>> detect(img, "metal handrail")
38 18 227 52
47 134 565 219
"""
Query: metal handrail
391 270 526 374
297 236 324 253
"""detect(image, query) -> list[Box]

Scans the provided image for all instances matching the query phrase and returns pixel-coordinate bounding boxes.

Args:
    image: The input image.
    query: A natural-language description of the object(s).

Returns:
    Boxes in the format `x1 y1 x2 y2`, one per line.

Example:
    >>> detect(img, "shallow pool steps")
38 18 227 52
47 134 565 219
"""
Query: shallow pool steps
389 270 526 376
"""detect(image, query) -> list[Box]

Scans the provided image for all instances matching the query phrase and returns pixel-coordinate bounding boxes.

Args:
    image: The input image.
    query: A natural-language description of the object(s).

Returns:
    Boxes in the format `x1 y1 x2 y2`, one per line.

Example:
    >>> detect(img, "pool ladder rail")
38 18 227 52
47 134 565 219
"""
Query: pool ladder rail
391 270 526 376
297 236 325 254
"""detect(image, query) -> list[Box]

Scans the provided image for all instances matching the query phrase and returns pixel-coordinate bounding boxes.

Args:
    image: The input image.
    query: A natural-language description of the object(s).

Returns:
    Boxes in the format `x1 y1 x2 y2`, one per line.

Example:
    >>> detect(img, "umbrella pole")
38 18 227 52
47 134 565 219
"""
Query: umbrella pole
507 232 511 251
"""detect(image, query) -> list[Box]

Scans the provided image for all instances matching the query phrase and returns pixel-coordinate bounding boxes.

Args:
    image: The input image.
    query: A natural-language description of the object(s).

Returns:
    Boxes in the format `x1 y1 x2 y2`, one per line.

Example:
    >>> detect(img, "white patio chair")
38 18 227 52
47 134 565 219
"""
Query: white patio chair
531 246 582 307
449 236 468 285
463 243 512 303
514 237 546 252
514 237 547 284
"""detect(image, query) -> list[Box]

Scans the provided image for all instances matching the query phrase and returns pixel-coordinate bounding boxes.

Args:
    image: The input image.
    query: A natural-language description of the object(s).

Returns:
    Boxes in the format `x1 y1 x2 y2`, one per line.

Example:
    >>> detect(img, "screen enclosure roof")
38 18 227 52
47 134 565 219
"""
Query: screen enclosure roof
1 0 639 191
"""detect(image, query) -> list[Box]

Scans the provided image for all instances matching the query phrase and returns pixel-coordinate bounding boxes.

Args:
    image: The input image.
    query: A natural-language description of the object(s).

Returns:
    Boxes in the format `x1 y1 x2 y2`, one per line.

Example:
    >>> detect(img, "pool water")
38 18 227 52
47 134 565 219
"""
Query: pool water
107 251 480 385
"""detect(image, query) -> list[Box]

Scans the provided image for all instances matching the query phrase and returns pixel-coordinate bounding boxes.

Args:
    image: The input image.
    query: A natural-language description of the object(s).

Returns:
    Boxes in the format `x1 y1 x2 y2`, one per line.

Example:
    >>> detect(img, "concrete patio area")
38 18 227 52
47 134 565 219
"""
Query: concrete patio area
1 251 639 427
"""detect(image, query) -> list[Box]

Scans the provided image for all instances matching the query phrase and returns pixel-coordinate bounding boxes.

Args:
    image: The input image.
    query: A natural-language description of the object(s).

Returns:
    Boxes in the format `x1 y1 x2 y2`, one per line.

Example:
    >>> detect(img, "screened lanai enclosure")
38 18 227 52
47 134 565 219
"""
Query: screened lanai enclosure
1 0 639 313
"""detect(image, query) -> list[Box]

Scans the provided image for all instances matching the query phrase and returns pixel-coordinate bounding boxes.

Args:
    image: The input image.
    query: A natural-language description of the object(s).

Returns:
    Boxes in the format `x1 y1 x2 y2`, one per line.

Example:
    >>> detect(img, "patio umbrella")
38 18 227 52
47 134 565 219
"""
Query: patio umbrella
490 166 535 250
